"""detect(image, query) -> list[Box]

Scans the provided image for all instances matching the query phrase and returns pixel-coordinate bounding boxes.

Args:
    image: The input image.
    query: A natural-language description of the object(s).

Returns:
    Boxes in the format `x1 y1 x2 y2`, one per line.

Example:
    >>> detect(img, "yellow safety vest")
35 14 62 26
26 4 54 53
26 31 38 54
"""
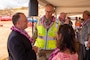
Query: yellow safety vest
34 21 58 50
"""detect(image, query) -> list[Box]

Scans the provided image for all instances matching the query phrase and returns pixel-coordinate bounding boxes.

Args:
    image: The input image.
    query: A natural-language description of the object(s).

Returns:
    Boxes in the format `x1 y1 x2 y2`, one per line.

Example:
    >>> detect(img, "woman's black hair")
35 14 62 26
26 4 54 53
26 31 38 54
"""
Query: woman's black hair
57 24 76 54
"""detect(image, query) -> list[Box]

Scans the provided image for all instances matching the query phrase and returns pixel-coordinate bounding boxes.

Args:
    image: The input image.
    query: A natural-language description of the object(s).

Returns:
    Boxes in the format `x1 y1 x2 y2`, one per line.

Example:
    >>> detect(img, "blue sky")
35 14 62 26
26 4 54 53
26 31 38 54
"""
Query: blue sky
0 0 29 9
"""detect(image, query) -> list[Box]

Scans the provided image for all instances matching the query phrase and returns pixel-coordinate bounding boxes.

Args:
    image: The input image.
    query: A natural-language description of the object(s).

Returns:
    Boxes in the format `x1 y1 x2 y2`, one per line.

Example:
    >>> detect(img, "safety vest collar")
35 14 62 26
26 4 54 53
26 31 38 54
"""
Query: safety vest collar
41 16 55 29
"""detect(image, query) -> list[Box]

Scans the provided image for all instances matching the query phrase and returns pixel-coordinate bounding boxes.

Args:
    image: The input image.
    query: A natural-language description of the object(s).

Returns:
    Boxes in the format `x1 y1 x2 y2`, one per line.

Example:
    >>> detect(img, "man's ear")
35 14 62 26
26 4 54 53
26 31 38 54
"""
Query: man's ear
16 21 20 26
17 21 19 25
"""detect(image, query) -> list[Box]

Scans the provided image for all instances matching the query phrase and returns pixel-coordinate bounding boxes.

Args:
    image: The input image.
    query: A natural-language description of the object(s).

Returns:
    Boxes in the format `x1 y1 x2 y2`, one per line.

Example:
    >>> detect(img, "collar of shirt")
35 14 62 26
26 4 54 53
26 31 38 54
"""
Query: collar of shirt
11 26 34 43
41 15 55 29
82 18 90 27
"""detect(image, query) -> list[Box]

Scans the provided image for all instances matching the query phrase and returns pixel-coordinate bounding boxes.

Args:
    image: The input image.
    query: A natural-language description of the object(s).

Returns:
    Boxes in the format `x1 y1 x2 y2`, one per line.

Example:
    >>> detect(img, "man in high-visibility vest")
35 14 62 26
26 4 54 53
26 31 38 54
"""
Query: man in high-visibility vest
33 4 59 60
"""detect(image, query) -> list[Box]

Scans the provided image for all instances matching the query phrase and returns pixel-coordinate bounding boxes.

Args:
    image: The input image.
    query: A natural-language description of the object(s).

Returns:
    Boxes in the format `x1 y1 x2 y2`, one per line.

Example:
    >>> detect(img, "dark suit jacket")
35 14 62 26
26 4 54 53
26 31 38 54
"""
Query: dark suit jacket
7 30 36 60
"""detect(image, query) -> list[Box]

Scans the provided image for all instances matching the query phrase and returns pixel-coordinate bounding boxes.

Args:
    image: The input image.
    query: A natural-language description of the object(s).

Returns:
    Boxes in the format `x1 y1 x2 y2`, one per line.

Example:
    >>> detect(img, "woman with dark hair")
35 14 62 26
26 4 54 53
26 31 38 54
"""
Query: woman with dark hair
51 24 78 60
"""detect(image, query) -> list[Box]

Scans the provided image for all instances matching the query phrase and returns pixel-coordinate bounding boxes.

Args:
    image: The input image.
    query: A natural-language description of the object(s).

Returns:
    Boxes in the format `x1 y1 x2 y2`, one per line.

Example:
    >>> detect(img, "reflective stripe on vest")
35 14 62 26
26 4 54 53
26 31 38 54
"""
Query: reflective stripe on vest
38 36 56 40
34 38 56 50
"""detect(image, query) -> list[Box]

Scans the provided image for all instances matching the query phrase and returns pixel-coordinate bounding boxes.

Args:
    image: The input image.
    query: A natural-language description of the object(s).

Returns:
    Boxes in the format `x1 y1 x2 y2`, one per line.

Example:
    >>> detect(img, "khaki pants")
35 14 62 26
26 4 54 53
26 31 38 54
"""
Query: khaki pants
37 49 54 60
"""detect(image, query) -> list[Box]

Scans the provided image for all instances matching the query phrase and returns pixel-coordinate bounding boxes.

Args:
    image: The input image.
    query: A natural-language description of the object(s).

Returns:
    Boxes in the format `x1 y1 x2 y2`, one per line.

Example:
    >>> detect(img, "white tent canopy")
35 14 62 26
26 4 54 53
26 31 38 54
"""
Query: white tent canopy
38 0 90 16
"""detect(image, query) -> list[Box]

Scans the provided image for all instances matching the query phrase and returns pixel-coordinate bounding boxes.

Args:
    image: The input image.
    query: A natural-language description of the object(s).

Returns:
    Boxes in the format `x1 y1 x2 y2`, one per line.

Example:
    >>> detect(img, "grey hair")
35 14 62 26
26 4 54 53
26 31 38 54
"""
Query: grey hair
83 10 90 16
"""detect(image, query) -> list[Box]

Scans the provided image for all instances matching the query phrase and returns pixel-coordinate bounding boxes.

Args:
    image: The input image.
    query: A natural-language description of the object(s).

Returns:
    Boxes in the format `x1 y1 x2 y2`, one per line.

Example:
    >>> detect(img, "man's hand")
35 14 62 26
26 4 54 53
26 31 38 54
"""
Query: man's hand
33 46 38 53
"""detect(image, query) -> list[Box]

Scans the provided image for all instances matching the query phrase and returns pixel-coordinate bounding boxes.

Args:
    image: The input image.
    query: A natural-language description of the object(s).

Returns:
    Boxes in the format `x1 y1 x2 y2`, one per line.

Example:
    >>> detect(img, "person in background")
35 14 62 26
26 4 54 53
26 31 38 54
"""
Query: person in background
33 4 58 60
51 24 78 60
7 12 38 60
58 12 72 26
58 12 67 25
85 36 90 60
75 17 80 39
78 10 90 60
75 17 81 31
65 17 73 26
